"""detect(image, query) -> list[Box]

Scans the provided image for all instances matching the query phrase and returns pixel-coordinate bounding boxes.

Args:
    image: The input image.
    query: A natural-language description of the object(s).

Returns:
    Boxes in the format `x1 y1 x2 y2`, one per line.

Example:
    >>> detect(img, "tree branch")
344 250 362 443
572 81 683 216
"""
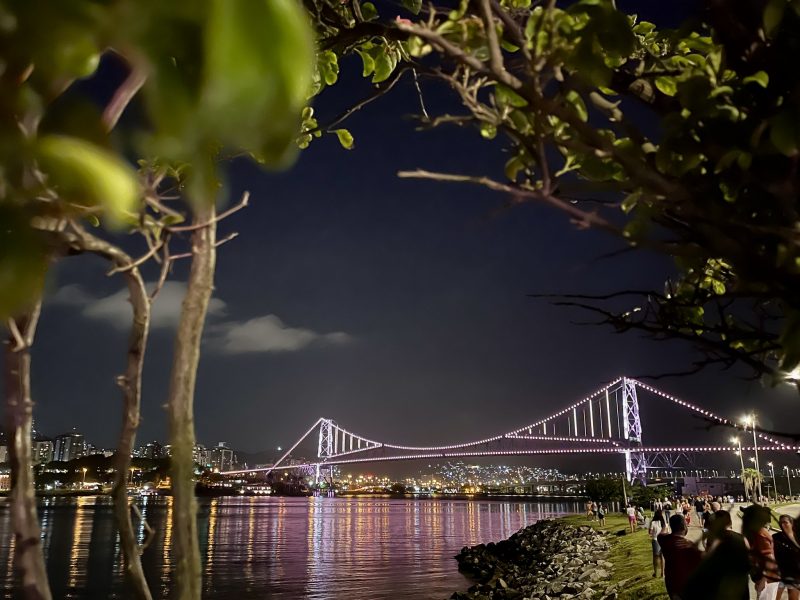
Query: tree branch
398 168 621 233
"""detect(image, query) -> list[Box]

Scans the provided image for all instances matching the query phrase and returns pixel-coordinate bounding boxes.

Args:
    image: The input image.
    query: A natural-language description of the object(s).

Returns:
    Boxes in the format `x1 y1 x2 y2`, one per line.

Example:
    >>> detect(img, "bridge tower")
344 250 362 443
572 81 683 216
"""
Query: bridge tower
621 378 646 485
315 419 337 484
317 419 335 459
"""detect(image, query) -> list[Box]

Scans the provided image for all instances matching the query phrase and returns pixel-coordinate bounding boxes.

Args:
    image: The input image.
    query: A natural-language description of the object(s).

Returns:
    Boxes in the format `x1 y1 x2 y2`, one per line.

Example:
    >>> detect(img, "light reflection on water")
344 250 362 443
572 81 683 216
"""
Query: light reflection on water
0 496 580 598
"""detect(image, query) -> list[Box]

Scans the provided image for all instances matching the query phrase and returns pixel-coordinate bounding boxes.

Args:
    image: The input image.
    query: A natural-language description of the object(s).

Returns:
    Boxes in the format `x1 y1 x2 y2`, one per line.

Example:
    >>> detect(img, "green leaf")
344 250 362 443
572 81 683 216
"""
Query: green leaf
742 71 769 88
449 0 469 20
565 90 588 122
480 122 497 139
525 7 544 42
334 129 354 149
401 0 423 15
495 85 528 108
764 0 786 37
504 155 526 181
318 50 340 86
770 110 800 156
358 48 376 77
621 191 641 214
654 76 677 96
0 208 49 320
632 21 656 35
37 135 139 223
361 2 379 20
200 0 315 165
372 48 398 83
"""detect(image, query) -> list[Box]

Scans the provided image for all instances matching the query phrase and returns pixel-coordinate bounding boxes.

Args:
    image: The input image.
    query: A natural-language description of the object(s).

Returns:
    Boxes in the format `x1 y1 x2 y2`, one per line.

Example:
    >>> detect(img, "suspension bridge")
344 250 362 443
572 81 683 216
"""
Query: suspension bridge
223 377 800 483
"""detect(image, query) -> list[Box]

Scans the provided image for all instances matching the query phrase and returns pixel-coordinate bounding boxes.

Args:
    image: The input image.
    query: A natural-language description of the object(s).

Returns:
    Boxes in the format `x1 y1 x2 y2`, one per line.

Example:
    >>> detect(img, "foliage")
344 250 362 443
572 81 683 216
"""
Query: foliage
0 0 315 318
310 0 800 387
630 483 665 507
741 467 763 501
585 477 624 503
1 2 316 599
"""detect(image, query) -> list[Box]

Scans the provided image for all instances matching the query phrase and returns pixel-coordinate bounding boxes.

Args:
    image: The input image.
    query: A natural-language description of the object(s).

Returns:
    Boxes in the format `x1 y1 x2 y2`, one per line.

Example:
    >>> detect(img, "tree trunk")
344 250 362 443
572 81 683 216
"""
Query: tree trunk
66 226 154 599
4 303 52 600
111 266 153 600
168 204 217 600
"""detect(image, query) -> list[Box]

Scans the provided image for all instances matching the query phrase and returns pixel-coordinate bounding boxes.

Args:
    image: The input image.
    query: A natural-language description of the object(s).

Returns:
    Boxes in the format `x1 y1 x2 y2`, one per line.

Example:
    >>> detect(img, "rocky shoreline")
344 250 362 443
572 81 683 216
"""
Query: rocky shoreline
450 520 623 600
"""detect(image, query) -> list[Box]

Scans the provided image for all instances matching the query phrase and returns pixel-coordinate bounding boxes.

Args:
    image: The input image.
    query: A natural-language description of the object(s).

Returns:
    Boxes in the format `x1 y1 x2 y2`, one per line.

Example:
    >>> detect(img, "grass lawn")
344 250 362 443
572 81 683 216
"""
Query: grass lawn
560 514 669 600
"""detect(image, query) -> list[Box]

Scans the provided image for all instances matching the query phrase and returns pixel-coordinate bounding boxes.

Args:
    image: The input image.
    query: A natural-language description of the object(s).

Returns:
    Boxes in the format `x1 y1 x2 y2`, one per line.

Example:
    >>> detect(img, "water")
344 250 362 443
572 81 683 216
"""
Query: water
0 495 581 599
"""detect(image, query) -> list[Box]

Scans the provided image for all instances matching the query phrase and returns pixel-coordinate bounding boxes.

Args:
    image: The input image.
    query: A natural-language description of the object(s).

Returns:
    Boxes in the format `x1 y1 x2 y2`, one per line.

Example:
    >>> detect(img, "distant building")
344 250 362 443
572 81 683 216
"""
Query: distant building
0 446 7 464
135 441 164 460
680 476 743 497
192 444 209 468
53 431 85 462
209 442 234 473
33 439 54 465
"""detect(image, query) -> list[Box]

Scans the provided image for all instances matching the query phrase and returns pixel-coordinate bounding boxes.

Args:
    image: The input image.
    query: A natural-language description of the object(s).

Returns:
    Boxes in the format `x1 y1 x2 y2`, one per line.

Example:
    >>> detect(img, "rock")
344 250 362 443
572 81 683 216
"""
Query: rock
448 519 616 599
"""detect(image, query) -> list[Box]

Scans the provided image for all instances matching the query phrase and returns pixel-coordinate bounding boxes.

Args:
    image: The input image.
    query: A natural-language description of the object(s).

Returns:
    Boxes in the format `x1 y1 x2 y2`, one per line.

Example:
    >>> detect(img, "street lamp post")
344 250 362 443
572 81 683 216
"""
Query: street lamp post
731 437 745 474
785 466 793 500
768 462 776 502
81 467 87 487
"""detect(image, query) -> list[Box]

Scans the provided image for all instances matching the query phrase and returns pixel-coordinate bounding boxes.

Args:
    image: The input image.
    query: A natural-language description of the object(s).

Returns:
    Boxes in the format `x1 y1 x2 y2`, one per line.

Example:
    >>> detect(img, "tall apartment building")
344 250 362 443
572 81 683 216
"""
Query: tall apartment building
53 431 85 462
209 442 234 473
192 444 209 469
33 439 54 465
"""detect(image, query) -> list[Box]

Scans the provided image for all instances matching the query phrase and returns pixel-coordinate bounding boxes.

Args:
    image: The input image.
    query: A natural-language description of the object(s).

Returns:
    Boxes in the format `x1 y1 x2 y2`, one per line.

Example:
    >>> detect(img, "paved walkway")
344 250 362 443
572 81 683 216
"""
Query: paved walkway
683 503 800 600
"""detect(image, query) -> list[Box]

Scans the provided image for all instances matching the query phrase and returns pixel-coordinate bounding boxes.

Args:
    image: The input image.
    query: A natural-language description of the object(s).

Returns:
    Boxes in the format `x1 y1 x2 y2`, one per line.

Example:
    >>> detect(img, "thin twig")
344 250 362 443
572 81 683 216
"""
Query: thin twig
108 240 164 275
6 319 27 351
168 192 250 232
478 0 505 78
214 232 238 248
102 62 147 131
397 168 619 232
150 245 172 302
412 70 430 120
313 67 409 134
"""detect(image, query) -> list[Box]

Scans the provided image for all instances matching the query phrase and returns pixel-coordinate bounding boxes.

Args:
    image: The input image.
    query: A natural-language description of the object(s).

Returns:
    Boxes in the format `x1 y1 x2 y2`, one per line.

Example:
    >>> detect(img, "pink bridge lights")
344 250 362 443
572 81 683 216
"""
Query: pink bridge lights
223 377 800 484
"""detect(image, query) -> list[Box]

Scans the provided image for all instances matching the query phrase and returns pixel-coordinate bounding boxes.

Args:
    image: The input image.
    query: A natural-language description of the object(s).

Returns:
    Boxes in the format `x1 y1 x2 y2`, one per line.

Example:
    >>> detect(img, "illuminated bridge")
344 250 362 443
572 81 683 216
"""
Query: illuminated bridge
224 377 800 483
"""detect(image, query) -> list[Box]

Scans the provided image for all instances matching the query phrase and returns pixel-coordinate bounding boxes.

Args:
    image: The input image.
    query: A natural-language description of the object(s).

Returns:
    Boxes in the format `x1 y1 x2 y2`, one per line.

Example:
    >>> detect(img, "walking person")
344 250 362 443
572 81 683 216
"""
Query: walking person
658 514 703 600
650 508 667 578
701 502 717 550
627 504 637 534
683 510 750 600
773 514 800 600
743 504 781 600
664 498 673 523
597 503 606 527
682 499 692 527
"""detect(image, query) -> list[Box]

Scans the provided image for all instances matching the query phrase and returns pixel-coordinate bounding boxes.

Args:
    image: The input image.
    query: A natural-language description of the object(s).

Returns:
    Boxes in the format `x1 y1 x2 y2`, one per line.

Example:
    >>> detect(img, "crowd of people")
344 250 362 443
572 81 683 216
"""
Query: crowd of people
586 495 800 600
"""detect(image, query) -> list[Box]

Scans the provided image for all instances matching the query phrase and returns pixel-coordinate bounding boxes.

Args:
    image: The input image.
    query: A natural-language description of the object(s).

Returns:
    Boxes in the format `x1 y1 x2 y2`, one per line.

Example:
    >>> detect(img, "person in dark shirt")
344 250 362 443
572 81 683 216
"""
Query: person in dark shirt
683 510 750 600
658 514 703 600
773 514 800 600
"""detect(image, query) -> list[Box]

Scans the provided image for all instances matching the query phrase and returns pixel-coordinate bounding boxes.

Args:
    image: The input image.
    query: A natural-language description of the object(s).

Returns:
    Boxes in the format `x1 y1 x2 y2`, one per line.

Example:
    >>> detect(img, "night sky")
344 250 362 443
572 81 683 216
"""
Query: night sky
14 2 800 471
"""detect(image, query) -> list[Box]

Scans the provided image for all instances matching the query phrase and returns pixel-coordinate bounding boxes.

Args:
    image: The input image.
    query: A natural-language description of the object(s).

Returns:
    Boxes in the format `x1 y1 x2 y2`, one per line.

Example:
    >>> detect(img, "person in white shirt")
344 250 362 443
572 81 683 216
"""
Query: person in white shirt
649 508 667 578
627 504 637 533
